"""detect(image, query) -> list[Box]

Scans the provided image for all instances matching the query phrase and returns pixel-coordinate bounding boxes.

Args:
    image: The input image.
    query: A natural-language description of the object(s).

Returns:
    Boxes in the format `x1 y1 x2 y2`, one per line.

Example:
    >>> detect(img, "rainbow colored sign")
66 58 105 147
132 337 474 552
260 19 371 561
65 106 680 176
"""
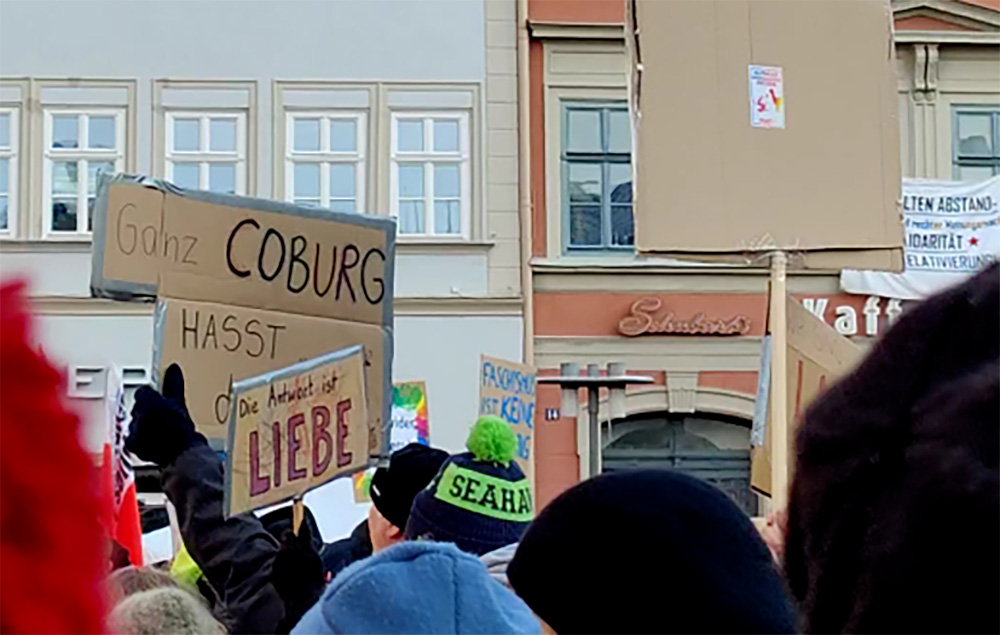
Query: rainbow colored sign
389 381 430 450
353 380 430 502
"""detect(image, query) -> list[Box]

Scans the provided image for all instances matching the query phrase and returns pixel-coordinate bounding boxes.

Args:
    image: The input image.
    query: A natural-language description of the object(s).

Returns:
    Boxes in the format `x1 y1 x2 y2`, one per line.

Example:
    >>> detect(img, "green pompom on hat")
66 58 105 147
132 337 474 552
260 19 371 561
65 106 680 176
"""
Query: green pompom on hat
466 415 517 466
404 415 532 555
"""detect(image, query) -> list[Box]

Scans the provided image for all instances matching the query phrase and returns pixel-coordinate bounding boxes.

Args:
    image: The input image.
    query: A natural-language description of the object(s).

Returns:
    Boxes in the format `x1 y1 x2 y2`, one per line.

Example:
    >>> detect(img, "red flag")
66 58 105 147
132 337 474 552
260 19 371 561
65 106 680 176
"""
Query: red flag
1 281 106 634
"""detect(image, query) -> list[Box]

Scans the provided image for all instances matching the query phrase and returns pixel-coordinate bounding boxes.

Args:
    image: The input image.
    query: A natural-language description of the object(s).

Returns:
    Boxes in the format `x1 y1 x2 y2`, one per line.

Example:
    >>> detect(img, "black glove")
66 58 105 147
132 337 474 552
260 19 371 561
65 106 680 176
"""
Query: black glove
273 522 325 633
125 363 205 467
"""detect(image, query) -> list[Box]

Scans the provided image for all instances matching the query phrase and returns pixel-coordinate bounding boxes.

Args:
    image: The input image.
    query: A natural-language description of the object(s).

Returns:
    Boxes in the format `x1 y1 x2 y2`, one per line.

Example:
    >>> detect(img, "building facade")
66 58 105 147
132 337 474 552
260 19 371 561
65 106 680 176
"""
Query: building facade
0 0 525 459
526 0 1000 509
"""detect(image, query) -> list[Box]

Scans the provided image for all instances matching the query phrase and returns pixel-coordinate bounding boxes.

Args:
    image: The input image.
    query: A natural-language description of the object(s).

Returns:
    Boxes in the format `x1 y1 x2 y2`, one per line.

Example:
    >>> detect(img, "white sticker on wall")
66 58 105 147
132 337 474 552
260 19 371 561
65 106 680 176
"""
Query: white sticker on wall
749 65 785 129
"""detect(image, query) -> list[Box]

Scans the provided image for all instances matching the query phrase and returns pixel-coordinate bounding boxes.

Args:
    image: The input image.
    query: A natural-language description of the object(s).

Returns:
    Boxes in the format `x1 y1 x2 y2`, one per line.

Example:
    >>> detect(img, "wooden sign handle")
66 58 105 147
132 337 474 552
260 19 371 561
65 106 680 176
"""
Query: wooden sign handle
292 497 305 536
768 250 790 510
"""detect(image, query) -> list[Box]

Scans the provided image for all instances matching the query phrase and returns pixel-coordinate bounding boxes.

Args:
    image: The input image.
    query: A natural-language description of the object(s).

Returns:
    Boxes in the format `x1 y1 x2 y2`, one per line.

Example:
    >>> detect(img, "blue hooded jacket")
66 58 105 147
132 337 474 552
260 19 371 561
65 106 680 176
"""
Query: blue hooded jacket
291 541 540 635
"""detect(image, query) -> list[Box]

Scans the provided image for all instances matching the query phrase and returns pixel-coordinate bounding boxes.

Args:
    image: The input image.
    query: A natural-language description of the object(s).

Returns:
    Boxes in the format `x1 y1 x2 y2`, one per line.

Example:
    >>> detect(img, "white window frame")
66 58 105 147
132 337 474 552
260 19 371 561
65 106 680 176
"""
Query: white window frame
390 111 471 238
284 111 366 213
165 111 247 194
42 108 125 237
0 107 19 237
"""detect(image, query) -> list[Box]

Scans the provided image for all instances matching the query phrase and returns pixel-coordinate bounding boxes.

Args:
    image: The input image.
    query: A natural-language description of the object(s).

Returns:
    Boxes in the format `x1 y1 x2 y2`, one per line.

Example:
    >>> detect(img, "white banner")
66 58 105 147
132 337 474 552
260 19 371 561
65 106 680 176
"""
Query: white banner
841 176 999 300
105 365 134 512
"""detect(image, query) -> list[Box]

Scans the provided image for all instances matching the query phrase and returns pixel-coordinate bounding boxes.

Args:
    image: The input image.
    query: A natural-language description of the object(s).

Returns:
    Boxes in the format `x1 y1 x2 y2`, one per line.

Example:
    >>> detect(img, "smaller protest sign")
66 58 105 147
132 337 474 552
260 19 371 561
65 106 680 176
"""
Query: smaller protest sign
479 355 537 484
389 381 430 452
352 380 431 502
225 346 369 517
750 296 862 496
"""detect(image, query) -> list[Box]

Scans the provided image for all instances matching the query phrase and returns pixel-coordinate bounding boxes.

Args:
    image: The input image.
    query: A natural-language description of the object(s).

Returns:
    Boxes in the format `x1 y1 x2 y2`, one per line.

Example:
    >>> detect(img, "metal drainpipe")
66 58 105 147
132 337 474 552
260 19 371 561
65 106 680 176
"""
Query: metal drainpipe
516 0 535 367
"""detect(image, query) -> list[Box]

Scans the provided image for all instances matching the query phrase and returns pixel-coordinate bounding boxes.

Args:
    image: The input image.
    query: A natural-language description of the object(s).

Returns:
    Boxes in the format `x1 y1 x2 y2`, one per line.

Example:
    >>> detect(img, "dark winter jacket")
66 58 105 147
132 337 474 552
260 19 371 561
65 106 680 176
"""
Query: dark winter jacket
162 443 285 634
320 520 372 579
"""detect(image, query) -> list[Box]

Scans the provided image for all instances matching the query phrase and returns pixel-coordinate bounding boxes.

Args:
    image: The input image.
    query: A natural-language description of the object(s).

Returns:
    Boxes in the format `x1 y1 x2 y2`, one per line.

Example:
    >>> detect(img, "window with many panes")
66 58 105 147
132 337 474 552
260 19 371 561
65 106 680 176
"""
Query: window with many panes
562 102 633 251
44 109 124 235
286 113 366 213
390 112 469 237
0 108 17 236
166 112 246 194
953 108 1000 181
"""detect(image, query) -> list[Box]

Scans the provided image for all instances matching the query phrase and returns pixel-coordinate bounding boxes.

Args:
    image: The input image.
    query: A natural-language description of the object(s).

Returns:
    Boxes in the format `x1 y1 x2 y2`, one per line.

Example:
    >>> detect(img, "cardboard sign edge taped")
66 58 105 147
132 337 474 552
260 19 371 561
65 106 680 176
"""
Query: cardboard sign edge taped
90 173 397 328
151 292 394 456
750 296 864 497
222 344 371 517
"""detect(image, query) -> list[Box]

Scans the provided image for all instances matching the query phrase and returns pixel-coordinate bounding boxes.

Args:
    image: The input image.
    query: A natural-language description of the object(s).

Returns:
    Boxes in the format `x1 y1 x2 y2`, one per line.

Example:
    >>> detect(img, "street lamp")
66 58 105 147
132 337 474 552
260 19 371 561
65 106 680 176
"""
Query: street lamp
538 362 654 477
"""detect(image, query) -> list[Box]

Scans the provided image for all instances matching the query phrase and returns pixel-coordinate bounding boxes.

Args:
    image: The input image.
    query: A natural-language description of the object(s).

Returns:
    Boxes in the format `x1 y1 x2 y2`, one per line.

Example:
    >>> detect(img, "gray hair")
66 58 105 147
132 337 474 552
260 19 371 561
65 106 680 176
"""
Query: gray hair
109 587 225 635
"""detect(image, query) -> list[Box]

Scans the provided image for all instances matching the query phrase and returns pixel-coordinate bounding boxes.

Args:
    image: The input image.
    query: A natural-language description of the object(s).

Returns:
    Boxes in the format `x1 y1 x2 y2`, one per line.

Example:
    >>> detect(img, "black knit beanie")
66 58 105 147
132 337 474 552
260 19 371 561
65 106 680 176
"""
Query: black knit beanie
370 443 449 530
404 416 532 555
507 469 795 634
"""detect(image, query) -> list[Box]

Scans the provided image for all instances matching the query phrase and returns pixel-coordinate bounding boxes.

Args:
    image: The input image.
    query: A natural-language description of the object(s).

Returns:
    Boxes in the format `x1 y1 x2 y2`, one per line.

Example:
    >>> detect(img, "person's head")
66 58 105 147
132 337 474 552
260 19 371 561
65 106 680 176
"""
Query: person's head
785 264 999 634
107 566 179 606
292 541 540 634
507 469 795 634
405 416 533 556
368 443 449 552
109 587 225 635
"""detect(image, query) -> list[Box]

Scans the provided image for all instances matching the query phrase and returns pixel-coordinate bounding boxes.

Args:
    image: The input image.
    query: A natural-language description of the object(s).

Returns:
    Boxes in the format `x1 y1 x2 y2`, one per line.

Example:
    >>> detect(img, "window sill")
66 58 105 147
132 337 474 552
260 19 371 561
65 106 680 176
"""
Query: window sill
531 255 842 275
0 238 93 252
396 239 494 255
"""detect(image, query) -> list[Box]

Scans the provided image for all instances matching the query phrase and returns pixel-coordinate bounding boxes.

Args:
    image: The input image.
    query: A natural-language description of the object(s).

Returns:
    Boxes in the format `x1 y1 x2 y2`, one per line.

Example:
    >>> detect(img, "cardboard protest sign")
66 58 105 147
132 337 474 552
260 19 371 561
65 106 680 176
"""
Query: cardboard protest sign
626 0 902 269
352 380 431 503
479 356 536 484
225 346 369 517
91 175 396 454
153 291 390 453
842 176 1000 300
750 295 863 496
91 175 394 326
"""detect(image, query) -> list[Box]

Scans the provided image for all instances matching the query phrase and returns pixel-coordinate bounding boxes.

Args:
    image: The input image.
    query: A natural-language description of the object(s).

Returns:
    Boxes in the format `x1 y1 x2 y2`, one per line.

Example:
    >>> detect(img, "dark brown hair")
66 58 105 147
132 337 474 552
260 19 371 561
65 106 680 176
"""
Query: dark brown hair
785 265 999 633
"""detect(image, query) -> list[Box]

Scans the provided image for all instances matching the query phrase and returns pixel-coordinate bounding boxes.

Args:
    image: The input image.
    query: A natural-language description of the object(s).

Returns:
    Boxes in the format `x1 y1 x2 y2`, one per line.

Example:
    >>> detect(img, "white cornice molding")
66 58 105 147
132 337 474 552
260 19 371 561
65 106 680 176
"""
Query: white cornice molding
528 3 999 42
892 0 1000 28
895 29 1000 43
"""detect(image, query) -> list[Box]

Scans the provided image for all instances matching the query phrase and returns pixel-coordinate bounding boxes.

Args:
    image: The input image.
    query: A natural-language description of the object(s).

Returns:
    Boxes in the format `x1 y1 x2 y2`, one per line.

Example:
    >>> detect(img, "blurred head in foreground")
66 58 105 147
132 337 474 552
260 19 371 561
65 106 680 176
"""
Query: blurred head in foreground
110 587 225 635
507 469 795 634
785 264 999 634
107 565 179 606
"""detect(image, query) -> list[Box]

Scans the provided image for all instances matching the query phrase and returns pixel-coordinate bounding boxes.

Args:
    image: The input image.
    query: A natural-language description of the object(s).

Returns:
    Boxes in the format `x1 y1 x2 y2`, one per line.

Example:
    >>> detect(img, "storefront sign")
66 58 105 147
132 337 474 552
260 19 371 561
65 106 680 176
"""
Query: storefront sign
799 295 907 338
225 346 369 517
618 297 752 336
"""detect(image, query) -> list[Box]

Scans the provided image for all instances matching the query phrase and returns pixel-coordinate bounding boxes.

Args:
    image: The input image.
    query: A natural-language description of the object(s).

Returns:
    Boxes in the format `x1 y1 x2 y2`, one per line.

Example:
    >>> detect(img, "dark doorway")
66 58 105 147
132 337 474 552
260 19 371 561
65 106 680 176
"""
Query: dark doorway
602 412 759 515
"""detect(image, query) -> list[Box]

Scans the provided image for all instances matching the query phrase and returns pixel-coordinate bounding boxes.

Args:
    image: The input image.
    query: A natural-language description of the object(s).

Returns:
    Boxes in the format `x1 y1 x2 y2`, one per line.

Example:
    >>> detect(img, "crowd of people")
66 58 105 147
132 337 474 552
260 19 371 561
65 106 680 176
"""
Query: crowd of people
1 263 997 634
